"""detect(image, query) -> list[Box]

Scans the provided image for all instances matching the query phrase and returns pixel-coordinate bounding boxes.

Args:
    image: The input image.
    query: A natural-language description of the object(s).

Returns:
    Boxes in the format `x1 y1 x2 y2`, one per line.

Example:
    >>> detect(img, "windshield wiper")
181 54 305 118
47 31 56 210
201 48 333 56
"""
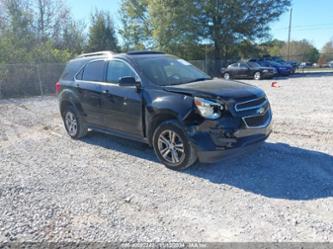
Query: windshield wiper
185 77 211 83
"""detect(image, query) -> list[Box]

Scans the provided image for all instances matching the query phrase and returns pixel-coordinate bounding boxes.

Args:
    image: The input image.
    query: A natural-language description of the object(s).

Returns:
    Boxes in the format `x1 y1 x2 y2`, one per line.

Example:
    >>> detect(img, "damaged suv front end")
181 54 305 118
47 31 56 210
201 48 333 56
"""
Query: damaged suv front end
159 79 272 163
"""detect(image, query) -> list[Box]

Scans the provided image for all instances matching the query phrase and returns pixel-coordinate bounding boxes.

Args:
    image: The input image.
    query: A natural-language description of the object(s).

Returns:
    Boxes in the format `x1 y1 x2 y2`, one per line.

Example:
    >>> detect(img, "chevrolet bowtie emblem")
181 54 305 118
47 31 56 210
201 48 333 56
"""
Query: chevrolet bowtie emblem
257 107 265 115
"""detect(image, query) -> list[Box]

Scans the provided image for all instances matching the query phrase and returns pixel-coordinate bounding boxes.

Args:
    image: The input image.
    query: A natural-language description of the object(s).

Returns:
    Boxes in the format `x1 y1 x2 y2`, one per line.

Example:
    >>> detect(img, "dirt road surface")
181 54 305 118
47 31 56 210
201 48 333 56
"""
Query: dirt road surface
0 74 332 242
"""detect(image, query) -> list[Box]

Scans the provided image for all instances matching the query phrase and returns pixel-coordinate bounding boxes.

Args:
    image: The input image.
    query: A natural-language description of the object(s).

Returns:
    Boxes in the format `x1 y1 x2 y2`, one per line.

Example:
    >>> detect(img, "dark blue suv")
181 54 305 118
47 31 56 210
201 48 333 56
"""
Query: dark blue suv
57 51 272 170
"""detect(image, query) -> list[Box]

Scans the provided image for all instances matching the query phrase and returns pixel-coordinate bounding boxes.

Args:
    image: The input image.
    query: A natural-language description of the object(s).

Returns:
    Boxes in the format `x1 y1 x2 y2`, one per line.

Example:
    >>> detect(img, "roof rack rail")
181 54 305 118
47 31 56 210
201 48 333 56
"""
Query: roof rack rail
127 51 165 55
77 51 114 58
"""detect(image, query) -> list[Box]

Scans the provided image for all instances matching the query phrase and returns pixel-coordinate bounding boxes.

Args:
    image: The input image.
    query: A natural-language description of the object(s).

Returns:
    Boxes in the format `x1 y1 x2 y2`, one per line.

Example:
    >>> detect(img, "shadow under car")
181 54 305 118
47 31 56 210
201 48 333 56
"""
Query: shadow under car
82 132 333 201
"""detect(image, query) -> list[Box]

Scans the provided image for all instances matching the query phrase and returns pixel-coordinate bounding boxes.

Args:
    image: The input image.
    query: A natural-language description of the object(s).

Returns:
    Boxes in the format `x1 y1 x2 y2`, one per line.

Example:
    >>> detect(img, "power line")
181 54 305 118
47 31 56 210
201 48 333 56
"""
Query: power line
274 23 333 31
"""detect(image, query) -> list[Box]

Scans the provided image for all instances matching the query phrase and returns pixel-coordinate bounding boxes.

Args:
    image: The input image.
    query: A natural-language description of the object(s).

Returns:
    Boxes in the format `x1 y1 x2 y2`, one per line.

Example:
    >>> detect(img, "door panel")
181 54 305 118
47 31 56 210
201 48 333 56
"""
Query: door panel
76 81 103 125
228 63 239 77
76 60 106 126
100 59 143 136
101 84 143 136
238 63 250 78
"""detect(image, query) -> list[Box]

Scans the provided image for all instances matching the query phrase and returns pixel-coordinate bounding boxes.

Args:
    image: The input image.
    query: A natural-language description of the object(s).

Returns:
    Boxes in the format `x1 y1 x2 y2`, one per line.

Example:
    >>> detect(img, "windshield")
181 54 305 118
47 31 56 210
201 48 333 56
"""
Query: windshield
133 55 211 86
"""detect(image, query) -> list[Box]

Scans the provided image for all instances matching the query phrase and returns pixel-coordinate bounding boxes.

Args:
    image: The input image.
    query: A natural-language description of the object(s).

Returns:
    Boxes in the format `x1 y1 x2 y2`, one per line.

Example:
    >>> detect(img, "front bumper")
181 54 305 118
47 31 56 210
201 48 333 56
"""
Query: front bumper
262 72 276 79
186 101 273 163
195 126 272 163
278 69 291 76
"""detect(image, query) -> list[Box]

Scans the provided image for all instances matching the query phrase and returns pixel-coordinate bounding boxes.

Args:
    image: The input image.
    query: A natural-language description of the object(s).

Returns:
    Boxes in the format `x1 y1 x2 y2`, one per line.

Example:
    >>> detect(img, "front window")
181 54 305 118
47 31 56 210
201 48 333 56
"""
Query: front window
133 55 211 86
107 60 138 83
239 63 248 69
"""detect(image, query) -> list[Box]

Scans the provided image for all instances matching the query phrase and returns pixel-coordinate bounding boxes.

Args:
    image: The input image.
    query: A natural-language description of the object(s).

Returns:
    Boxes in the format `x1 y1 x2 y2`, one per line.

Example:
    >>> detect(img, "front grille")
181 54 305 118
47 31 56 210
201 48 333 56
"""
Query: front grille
243 110 271 128
235 97 267 112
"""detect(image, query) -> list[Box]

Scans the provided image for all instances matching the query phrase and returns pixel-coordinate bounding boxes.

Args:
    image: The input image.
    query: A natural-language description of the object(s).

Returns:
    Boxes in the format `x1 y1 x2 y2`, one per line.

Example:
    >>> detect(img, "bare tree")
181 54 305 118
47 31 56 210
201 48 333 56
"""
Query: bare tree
34 0 70 42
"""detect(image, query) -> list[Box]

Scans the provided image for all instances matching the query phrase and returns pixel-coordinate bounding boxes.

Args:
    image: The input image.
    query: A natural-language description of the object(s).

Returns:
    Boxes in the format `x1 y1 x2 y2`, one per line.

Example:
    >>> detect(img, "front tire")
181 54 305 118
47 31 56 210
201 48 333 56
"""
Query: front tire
63 106 88 139
153 120 197 170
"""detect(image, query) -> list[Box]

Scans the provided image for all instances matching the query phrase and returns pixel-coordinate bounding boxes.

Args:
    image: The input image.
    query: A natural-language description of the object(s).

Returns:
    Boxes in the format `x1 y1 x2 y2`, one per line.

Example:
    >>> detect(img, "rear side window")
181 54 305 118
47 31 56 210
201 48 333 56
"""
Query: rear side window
61 60 86 80
82 60 106 82
76 68 84 80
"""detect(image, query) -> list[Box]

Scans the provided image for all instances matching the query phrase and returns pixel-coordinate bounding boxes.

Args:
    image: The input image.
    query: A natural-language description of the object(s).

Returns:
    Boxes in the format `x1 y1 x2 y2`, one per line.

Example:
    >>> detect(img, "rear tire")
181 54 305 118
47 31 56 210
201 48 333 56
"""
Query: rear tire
254 71 261 80
153 120 197 170
223 73 231 80
62 105 88 139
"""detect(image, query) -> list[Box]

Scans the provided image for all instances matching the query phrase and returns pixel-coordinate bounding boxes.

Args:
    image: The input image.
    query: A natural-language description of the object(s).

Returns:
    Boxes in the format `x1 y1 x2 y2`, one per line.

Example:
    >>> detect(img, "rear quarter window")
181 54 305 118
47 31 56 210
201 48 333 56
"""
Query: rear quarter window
60 60 86 81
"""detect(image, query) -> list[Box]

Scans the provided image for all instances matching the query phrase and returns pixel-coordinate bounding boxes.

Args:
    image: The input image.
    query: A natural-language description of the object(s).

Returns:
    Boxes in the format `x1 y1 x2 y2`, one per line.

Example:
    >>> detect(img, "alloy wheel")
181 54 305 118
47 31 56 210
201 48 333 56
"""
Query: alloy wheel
254 72 261 80
157 130 185 164
65 111 78 137
224 73 230 80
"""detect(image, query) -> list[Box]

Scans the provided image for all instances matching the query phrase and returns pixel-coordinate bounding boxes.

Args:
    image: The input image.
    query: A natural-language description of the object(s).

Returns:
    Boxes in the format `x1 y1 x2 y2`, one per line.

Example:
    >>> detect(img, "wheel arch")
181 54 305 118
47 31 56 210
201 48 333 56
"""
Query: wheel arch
59 90 85 118
147 111 180 146
143 90 194 146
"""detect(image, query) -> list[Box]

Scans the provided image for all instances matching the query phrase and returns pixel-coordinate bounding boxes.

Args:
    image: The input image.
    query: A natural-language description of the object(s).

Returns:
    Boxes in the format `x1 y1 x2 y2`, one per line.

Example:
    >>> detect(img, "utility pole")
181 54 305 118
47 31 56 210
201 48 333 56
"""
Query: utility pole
287 8 293 60
205 44 208 73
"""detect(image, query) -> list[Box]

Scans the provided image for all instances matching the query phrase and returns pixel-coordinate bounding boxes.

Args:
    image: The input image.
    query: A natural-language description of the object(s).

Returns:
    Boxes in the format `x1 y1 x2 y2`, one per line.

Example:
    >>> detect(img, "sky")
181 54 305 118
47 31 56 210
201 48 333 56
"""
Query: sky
67 0 333 50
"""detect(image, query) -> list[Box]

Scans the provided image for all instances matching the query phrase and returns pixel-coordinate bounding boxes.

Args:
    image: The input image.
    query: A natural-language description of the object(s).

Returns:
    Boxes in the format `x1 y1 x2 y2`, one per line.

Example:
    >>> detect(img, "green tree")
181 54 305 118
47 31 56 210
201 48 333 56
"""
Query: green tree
87 10 119 52
319 40 333 63
259 39 286 56
120 0 291 72
61 20 86 54
0 0 35 63
35 0 71 43
279 39 319 63
0 0 85 64
119 0 152 50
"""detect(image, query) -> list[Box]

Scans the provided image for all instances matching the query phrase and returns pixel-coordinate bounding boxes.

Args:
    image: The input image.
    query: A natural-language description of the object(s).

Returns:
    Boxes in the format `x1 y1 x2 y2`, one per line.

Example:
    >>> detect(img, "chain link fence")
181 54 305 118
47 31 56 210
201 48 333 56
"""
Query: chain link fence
1 61 332 99
0 61 218 99
0 63 65 99
189 60 227 76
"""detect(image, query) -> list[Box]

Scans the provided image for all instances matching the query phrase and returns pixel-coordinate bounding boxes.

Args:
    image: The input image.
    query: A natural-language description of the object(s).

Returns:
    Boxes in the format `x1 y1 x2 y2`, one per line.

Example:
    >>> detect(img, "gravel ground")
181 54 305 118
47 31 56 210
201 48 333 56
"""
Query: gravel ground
0 73 333 242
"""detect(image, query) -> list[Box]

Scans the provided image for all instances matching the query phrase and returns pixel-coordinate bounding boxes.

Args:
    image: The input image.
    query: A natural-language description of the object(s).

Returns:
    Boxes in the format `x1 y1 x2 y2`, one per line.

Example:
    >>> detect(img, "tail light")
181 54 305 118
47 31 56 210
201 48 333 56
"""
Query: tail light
55 81 61 94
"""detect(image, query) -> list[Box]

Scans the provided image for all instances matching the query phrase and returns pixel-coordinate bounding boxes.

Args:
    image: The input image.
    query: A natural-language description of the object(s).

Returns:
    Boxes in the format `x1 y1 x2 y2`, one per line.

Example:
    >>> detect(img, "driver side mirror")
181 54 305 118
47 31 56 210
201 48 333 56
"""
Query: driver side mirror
118 76 141 91
119 76 136 86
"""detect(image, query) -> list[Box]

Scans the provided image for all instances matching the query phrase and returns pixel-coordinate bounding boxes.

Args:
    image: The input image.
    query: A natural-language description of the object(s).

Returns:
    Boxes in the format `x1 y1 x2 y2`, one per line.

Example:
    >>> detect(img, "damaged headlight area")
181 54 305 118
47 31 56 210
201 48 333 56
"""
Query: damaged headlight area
194 97 224 120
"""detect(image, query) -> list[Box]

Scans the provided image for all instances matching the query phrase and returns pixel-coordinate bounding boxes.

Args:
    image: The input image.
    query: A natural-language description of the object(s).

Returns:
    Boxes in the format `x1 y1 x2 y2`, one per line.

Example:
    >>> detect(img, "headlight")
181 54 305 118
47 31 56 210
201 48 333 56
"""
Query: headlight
194 97 224 119
263 69 268 73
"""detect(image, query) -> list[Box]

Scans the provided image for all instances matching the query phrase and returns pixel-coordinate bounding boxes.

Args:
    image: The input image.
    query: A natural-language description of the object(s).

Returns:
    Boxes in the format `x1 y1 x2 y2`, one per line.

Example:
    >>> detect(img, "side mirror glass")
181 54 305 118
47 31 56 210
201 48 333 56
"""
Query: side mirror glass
119 76 137 86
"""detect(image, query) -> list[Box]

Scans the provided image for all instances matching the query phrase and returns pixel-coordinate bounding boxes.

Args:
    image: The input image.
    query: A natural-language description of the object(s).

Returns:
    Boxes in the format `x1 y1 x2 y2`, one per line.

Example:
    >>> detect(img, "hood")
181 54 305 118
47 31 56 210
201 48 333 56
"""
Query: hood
164 78 265 101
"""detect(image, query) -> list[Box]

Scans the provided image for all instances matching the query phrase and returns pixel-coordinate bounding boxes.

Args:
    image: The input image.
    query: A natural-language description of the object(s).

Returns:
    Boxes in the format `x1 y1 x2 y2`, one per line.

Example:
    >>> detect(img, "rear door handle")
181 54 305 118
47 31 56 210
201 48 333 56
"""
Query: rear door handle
76 83 83 93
